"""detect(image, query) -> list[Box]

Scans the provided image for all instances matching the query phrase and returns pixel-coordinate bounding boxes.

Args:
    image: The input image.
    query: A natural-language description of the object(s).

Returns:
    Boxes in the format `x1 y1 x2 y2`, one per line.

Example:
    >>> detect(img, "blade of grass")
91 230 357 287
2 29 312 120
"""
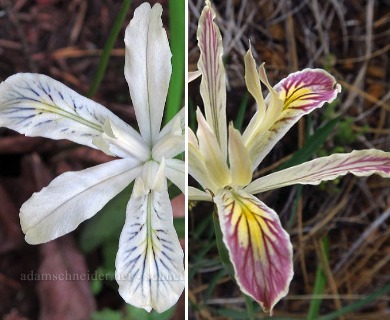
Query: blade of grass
244 294 256 320
164 0 185 124
173 217 185 238
318 284 390 320
87 0 132 97
234 92 249 132
307 237 330 320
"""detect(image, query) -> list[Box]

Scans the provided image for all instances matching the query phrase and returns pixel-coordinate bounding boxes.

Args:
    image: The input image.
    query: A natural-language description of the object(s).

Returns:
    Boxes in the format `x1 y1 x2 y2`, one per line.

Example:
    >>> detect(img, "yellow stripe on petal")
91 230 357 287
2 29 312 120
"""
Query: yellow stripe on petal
214 189 293 314
247 68 341 169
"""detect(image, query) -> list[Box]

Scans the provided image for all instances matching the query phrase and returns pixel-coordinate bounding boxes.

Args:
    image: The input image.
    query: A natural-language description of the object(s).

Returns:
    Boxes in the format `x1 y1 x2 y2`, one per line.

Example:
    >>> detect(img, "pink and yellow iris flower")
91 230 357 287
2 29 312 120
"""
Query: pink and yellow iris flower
189 1 390 313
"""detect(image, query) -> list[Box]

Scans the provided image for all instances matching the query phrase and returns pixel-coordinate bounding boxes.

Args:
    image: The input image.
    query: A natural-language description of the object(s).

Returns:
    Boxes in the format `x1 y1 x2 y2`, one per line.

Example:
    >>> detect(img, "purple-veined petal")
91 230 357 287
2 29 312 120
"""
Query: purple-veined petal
125 3 171 145
197 0 227 159
116 187 184 312
20 158 142 244
0 73 147 159
246 68 341 169
246 149 390 194
214 189 293 313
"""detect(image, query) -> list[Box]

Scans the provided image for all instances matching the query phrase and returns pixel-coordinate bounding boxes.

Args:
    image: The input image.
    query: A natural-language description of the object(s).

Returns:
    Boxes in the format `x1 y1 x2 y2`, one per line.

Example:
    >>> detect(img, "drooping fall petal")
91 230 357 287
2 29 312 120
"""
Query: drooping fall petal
124 2 172 145
116 188 184 313
214 189 293 313
20 158 142 244
246 149 390 194
0 73 147 159
197 0 227 159
246 68 341 169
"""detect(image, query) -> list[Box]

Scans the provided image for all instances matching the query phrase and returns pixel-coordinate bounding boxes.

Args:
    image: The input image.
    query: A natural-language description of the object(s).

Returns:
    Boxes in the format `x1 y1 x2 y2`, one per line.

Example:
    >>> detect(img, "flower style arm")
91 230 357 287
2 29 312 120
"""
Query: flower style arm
243 56 341 170
246 149 390 194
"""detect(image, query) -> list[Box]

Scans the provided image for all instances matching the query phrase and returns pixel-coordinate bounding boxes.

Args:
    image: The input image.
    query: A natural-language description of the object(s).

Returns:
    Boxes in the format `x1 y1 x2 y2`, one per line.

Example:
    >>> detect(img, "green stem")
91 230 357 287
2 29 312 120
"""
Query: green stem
87 0 132 98
164 0 185 124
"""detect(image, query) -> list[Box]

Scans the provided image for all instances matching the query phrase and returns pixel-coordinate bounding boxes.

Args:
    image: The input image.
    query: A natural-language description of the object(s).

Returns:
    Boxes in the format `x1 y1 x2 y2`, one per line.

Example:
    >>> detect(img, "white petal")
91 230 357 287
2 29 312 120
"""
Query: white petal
165 159 185 194
245 149 390 194
152 132 184 161
158 107 184 141
93 118 150 161
116 188 184 313
188 70 201 83
0 73 144 157
188 187 212 202
125 3 171 145
20 158 142 244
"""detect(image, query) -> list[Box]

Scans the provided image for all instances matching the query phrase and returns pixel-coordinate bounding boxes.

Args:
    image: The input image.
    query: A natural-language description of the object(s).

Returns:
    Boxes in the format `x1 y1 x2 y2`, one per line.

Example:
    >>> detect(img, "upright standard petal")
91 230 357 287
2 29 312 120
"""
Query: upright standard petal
125 3 172 145
116 188 184 313
214 189 293 314
246 68 341 169
20 158 142 244
246 149 390 194
197 0 227 159
0 73 145 158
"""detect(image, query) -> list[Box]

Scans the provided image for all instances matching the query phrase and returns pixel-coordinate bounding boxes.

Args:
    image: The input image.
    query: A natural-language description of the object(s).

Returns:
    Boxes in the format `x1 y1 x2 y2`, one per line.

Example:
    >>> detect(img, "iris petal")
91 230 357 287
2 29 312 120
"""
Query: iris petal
214 189 293 313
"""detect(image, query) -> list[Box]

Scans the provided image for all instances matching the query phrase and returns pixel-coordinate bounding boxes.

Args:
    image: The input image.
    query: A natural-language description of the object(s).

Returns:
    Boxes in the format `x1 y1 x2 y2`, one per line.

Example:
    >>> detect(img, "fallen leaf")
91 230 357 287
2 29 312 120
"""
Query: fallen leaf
37 236 96 320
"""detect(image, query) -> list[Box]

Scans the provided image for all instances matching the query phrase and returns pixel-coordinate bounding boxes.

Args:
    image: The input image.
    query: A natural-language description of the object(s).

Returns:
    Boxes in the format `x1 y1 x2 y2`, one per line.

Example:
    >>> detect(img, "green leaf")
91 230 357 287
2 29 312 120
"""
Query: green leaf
213 211 235 278
164 0 185 124
318 284 390 320
92 308 122 320
307 237 330 320
277 117 340 171
173 217 185 238
234 93 249 132
87 0 132 97
244 294 256 320
79 184 132 253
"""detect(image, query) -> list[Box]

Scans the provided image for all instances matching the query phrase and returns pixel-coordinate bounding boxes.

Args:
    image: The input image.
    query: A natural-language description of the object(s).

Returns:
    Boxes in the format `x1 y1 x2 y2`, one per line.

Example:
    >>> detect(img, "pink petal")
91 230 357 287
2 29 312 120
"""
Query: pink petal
246 149 390 194
214 189 293 313
250 69 341 169
197 1 227 159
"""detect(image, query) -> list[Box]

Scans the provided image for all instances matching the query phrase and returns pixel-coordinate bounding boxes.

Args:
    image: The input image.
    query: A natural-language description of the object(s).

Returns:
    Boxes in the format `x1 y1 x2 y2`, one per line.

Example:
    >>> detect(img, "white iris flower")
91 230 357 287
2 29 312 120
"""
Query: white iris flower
0 3 184 313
